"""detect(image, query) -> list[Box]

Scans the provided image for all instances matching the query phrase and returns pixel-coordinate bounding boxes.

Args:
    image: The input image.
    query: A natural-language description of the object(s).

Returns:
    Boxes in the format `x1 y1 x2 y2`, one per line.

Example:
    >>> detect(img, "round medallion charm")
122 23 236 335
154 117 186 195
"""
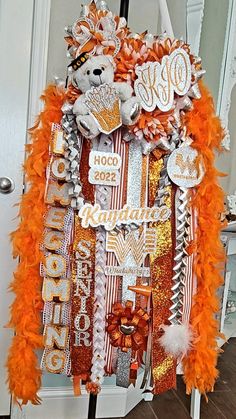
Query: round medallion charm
119 324 136 336
167 145 204 188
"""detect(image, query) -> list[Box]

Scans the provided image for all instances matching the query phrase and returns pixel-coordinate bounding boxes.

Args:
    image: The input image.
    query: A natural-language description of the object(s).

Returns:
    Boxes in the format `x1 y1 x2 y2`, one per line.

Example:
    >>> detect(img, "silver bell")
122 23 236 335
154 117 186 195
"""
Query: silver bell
64 25 72 35
80 5 89 17
96 0 109 11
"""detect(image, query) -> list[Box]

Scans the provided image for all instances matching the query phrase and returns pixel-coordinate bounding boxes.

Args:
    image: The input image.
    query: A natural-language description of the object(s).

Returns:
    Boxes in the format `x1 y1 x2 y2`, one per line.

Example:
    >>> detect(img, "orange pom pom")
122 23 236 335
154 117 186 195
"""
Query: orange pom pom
85 382 101 395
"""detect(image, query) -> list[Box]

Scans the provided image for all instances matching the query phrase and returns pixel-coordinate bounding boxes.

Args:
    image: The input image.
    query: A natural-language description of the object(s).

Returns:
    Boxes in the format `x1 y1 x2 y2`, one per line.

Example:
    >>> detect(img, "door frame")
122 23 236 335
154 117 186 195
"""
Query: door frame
0 0 35 415
27 0 51 128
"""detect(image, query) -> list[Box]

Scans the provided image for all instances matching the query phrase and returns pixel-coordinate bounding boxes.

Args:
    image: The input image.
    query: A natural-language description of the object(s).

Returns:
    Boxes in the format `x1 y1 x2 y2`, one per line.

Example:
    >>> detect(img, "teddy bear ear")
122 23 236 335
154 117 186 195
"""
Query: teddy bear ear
106 54 116 70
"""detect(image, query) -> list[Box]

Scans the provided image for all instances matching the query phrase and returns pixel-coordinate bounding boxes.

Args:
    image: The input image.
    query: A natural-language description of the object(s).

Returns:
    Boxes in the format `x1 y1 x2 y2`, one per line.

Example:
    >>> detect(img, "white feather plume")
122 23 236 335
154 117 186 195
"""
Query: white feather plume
159 323 193 359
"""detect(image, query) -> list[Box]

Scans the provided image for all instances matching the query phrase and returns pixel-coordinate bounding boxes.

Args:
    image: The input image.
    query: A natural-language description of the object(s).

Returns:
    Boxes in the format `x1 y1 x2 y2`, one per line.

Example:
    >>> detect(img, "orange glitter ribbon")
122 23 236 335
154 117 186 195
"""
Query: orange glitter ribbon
149 155 177 394
70 125 96 382
106 301 149 352
70 215 96 379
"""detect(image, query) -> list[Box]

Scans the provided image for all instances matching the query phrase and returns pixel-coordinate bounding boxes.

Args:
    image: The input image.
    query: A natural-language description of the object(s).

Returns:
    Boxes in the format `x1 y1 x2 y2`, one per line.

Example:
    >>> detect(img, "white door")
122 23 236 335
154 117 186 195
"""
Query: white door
0 1 189 418
0 0 34 415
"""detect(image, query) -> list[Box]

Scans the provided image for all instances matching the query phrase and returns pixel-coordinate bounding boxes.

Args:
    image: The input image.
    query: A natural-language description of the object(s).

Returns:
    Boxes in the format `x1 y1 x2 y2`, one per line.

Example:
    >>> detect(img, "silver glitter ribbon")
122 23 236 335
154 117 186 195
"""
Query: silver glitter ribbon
140 301 152 390
115 140 143 388
116 349 132 388
61 102 84 209
121 140 143 303
91 134 113 386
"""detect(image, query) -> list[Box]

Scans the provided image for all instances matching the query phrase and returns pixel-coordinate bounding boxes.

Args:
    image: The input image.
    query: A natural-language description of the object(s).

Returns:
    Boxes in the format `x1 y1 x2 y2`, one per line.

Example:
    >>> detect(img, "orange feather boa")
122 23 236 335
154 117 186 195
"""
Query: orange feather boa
183 81 225 394
7 85 66 405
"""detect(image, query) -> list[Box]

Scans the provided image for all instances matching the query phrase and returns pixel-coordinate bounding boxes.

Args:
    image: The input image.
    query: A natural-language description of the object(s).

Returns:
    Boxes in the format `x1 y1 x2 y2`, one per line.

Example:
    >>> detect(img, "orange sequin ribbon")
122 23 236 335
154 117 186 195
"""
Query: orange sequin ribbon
70 215 96 380
149 154 177 394
70 137 95 384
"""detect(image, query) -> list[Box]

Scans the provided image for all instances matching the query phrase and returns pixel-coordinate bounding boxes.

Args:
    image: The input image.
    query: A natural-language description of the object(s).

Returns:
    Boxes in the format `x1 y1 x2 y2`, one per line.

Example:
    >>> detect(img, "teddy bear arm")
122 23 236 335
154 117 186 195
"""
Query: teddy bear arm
73 95 89 116
112 82 133 101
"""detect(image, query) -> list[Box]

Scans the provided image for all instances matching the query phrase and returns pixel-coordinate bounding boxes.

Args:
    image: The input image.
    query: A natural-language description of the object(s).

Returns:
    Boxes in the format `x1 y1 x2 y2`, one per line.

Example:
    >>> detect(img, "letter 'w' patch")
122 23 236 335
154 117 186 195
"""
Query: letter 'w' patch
106 229 156 267
175 154 198 176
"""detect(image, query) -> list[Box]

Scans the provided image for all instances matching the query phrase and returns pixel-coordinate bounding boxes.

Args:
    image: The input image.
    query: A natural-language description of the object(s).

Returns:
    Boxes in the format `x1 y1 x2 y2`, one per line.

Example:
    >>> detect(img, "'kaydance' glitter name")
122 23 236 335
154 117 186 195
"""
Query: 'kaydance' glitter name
78 203 171 231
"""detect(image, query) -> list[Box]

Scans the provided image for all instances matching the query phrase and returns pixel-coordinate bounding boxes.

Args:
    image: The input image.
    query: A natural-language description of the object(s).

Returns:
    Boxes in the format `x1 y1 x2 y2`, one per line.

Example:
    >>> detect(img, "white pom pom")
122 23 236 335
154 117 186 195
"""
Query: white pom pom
159 324 193 359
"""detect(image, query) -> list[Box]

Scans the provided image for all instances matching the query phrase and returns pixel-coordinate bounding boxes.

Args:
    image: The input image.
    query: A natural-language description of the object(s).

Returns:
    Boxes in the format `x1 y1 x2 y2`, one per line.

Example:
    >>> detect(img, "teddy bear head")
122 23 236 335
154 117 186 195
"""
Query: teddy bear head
73 55 115 93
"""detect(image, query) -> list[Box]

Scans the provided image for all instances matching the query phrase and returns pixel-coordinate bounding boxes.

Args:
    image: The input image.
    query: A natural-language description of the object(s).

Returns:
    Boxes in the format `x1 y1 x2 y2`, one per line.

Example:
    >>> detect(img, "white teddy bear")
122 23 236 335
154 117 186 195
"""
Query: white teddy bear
73 55 141 139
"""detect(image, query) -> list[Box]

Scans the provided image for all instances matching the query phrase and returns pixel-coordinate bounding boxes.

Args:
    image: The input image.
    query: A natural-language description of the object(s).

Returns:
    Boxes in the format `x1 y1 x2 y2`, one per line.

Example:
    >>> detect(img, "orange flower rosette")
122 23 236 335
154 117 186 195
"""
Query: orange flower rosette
106 301 149 352
65 1 129 58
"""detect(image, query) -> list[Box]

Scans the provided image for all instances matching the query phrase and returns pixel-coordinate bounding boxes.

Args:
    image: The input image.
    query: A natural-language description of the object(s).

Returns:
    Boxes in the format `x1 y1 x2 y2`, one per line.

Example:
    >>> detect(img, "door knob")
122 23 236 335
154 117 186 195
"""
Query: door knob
0 177 15 194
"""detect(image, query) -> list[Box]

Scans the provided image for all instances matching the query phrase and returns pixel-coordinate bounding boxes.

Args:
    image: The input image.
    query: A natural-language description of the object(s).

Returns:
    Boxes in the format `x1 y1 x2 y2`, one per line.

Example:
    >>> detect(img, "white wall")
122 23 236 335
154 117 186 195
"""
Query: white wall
46 0 187 82
200 0 229 106
226 85 236 195
199 0 235 195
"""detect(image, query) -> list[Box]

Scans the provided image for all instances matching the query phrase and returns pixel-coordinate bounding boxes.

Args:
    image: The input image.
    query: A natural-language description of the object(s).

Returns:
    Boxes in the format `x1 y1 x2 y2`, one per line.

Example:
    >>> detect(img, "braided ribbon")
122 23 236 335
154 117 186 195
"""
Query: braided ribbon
90 224 107 386
90 134 112 387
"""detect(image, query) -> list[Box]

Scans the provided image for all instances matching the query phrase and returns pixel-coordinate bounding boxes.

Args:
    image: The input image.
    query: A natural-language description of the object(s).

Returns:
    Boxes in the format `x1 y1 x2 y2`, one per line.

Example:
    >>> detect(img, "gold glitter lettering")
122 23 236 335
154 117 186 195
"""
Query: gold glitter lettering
45 325 69 349
45 350 65 373
45 181 70 206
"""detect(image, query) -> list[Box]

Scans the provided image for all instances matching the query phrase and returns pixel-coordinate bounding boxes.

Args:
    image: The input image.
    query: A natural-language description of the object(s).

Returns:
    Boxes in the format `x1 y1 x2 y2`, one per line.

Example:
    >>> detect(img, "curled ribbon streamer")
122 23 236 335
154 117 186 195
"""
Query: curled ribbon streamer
66 6 128 58
61 102 84 210
169 186 190 324
168 134 196 327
